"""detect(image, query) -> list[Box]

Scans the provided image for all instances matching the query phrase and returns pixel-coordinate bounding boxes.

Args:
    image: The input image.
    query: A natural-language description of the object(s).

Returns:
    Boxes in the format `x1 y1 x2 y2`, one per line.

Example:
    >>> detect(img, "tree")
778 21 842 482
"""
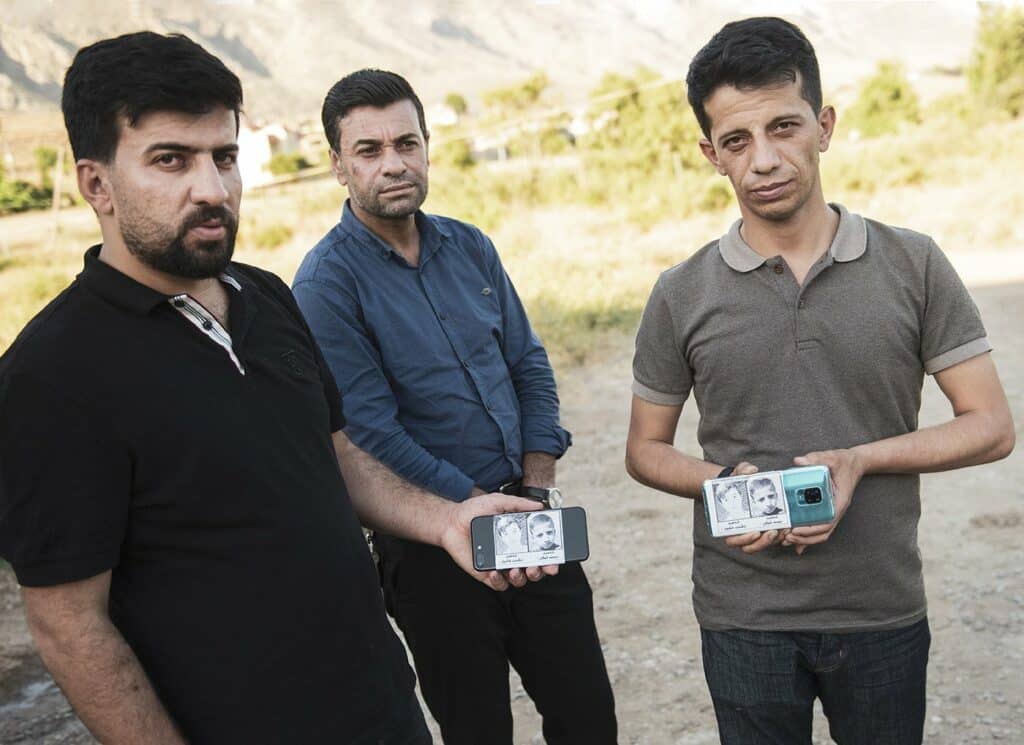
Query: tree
444 92 468 117
34 146 58 189
482 71 550 113
583 68 703 173
844 61 921 137
966 4 1024 117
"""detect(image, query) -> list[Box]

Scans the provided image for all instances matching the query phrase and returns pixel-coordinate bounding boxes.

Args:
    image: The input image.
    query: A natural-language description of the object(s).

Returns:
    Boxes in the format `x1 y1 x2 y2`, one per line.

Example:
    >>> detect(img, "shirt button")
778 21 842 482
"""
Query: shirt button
798 299 806 309
773 264 784 275
439 313 447 320
202 320 213 330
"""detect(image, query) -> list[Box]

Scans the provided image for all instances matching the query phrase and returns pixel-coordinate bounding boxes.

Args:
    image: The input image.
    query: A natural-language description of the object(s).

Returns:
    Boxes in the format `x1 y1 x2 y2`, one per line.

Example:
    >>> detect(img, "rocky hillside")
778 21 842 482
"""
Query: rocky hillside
0 0 976 121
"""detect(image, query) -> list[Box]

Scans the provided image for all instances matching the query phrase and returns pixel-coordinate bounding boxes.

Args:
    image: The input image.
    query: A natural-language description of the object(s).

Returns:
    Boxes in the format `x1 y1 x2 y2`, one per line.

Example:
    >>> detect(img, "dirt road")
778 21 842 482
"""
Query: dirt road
1 279 1022 744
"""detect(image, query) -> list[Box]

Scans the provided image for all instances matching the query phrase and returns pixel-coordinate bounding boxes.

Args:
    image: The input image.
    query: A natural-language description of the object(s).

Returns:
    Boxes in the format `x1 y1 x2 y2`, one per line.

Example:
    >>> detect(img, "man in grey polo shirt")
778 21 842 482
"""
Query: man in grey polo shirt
624 17 1015 745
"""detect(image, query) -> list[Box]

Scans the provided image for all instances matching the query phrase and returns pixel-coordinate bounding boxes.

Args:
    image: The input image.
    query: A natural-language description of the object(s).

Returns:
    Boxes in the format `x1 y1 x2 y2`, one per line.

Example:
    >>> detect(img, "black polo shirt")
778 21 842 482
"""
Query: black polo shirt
0 246 415 743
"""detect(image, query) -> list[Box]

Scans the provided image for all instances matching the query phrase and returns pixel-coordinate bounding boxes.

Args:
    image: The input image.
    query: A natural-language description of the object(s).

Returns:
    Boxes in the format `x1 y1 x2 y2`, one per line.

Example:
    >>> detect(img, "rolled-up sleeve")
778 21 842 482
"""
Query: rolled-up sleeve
293 277 476 501
483 236 572 458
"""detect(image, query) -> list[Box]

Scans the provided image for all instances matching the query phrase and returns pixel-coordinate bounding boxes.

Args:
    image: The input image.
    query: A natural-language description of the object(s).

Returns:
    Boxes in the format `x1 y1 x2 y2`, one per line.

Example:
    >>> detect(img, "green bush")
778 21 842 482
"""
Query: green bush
34 146 58 189
432 136 475 169
266 152 311 176
0 179 50 214
967 4 1024 117
445 92 468 117
844 61 921 137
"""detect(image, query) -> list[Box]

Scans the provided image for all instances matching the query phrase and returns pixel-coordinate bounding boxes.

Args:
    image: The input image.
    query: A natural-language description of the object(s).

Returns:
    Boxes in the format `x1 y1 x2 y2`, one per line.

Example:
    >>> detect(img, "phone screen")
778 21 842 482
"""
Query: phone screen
472 506 589 571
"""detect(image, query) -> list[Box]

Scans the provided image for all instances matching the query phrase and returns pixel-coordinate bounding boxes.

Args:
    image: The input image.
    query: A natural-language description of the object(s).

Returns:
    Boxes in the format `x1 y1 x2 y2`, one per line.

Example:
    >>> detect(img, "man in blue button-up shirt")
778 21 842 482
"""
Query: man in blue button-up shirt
293 70 616 745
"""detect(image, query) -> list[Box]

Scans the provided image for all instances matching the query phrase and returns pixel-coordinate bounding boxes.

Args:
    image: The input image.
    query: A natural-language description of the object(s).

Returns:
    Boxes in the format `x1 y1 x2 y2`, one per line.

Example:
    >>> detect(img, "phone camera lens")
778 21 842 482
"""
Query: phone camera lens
805 487 822 504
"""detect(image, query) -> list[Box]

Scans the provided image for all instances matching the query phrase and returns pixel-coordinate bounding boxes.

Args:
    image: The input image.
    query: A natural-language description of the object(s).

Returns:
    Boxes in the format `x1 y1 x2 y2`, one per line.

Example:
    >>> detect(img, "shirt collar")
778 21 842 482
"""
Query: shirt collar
339 199 450 264
78 244 242 315
718 203 867 272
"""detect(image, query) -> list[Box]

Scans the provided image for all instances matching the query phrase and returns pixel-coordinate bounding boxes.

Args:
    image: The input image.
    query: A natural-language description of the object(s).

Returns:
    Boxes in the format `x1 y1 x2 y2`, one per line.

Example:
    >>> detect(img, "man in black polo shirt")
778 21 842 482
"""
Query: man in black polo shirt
0 32 549 745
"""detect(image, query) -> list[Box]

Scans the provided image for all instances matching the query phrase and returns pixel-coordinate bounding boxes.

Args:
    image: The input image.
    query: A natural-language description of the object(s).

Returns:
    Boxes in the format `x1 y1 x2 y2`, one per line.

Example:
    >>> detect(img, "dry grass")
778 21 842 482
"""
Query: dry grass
2 117 1023 362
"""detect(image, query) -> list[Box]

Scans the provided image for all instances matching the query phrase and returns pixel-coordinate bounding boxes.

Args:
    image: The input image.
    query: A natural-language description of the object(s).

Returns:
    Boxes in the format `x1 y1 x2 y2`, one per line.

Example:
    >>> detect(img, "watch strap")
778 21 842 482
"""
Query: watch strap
519 485 553 503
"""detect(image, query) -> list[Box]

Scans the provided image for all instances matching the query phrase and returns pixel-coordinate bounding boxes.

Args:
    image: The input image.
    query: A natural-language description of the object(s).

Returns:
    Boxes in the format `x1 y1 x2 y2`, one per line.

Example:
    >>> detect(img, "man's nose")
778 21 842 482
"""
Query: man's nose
380 145 407 177
190 156 230 205
750 137 782 174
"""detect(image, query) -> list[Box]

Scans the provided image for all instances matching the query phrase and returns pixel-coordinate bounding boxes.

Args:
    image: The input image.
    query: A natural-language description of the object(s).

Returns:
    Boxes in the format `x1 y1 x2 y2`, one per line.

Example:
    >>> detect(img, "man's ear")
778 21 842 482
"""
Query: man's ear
329 149 347 187
76 159 114 216
699 138 726 175
818 105 837 153
423 129 430 167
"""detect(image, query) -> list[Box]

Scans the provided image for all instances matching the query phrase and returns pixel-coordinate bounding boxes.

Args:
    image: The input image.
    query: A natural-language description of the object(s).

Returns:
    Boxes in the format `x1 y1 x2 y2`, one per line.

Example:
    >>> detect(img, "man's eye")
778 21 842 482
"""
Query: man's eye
215 152 238 167
155 153 183 166
398 140 418 151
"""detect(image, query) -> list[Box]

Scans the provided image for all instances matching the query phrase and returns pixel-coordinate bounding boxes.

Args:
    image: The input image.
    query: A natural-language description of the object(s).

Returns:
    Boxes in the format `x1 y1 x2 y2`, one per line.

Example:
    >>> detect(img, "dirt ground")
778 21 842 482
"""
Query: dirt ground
1 279 1022 744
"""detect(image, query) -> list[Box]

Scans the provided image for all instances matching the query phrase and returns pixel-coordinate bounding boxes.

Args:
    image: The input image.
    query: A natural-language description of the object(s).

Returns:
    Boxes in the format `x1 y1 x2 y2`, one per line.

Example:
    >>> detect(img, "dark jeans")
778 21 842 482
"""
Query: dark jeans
377 536 617 745
701 618 930 745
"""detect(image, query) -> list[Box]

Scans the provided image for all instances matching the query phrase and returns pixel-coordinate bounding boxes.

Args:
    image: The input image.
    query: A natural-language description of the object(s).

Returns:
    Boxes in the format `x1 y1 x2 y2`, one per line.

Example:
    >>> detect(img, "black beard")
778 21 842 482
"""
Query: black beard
123 206 238 279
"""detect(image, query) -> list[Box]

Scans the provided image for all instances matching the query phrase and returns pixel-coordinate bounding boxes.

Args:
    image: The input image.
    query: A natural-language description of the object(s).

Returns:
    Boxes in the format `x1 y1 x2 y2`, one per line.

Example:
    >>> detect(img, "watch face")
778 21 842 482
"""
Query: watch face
548 488 564 509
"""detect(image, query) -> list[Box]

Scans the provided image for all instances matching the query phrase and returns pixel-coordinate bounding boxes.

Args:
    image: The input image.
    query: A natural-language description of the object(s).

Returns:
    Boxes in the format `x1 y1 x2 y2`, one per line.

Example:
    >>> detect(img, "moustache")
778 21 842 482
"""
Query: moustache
182 206 237 233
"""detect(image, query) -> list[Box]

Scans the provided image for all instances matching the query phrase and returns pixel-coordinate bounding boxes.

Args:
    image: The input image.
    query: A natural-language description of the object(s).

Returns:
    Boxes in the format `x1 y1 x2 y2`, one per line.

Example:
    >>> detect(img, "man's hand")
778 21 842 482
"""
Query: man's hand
723 462 791 554
439 493 560 591
783 448 865 554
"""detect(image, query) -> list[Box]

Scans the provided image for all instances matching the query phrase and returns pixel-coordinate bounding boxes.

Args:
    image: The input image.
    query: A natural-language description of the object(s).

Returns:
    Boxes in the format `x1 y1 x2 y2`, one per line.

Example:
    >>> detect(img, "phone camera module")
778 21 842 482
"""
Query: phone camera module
804 487 822 504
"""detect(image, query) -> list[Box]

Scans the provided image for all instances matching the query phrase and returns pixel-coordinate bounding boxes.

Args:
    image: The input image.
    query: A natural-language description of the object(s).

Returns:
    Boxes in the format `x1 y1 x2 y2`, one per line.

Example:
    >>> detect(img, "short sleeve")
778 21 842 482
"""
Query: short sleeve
0 373 132 586
254 269 346 432
632 276 692 405
309 332 345 433
920 241 991 374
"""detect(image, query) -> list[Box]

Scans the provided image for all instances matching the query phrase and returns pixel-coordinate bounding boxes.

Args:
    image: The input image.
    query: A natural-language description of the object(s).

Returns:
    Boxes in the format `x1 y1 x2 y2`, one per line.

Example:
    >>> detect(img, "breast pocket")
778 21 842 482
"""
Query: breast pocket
457 292 504 363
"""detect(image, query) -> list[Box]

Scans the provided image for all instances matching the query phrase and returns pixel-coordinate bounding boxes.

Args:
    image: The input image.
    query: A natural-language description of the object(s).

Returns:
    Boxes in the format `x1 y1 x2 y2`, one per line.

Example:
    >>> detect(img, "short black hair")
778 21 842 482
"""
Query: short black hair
321 69 427 153
748 477 776 494
686 17 822 139
62 31 243 163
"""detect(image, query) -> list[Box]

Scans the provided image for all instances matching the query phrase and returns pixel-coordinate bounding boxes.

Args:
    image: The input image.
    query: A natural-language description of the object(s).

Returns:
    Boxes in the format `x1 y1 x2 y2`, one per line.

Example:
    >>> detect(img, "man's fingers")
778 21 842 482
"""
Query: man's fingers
485 570 509 591
523 565 544 582
725 530 782 552
724 531 763 547
478 493 545 515
741 530 782 553
733 461 759 476
787 523 833 541
541 564 560 577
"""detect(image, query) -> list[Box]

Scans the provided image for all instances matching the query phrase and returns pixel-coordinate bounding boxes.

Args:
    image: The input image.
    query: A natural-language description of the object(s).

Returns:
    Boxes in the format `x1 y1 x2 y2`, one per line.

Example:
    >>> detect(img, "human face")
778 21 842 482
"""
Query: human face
718 485 745 517
530 519 557 550
103 107 241 279
498 517 523 548
750 483 781 515
698 77 835 225
331 99 428 222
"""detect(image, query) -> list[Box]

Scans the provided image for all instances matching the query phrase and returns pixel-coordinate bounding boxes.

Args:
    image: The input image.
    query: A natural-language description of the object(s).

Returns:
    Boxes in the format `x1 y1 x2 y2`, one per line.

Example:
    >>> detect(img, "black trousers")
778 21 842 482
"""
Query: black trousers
377 536 617 745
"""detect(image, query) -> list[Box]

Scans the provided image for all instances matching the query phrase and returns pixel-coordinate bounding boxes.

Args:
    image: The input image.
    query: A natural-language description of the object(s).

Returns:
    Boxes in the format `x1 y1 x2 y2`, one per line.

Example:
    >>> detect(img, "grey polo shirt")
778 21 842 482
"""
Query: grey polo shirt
633 204 990 632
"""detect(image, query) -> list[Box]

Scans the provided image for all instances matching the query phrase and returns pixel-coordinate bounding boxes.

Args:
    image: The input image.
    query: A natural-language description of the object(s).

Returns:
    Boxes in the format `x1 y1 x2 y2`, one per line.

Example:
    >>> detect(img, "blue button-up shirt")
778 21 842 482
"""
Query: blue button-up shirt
292 203 571 502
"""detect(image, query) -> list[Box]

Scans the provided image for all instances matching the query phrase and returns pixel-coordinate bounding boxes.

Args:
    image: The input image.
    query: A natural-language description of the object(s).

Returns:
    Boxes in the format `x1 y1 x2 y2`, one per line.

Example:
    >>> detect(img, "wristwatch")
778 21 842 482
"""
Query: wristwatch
519 486 564 509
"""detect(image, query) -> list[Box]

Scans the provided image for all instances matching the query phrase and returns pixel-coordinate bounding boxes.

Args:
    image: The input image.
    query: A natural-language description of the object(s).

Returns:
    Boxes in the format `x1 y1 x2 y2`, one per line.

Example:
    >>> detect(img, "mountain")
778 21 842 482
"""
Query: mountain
0 0 977 122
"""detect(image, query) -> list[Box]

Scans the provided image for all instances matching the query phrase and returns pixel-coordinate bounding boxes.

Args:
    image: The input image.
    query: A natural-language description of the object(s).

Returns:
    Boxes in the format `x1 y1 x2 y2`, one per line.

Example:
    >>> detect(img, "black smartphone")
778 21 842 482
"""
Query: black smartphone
471 506 589 571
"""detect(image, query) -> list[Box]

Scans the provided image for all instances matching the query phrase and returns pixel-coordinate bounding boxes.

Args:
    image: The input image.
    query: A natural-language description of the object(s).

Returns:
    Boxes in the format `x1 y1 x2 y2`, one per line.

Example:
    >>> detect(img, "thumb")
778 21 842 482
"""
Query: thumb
793 455 811 466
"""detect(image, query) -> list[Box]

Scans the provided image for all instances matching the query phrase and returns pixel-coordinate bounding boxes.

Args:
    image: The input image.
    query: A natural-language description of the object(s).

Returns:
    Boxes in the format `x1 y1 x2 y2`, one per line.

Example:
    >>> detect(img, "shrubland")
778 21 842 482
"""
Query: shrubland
2 6 1023 364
